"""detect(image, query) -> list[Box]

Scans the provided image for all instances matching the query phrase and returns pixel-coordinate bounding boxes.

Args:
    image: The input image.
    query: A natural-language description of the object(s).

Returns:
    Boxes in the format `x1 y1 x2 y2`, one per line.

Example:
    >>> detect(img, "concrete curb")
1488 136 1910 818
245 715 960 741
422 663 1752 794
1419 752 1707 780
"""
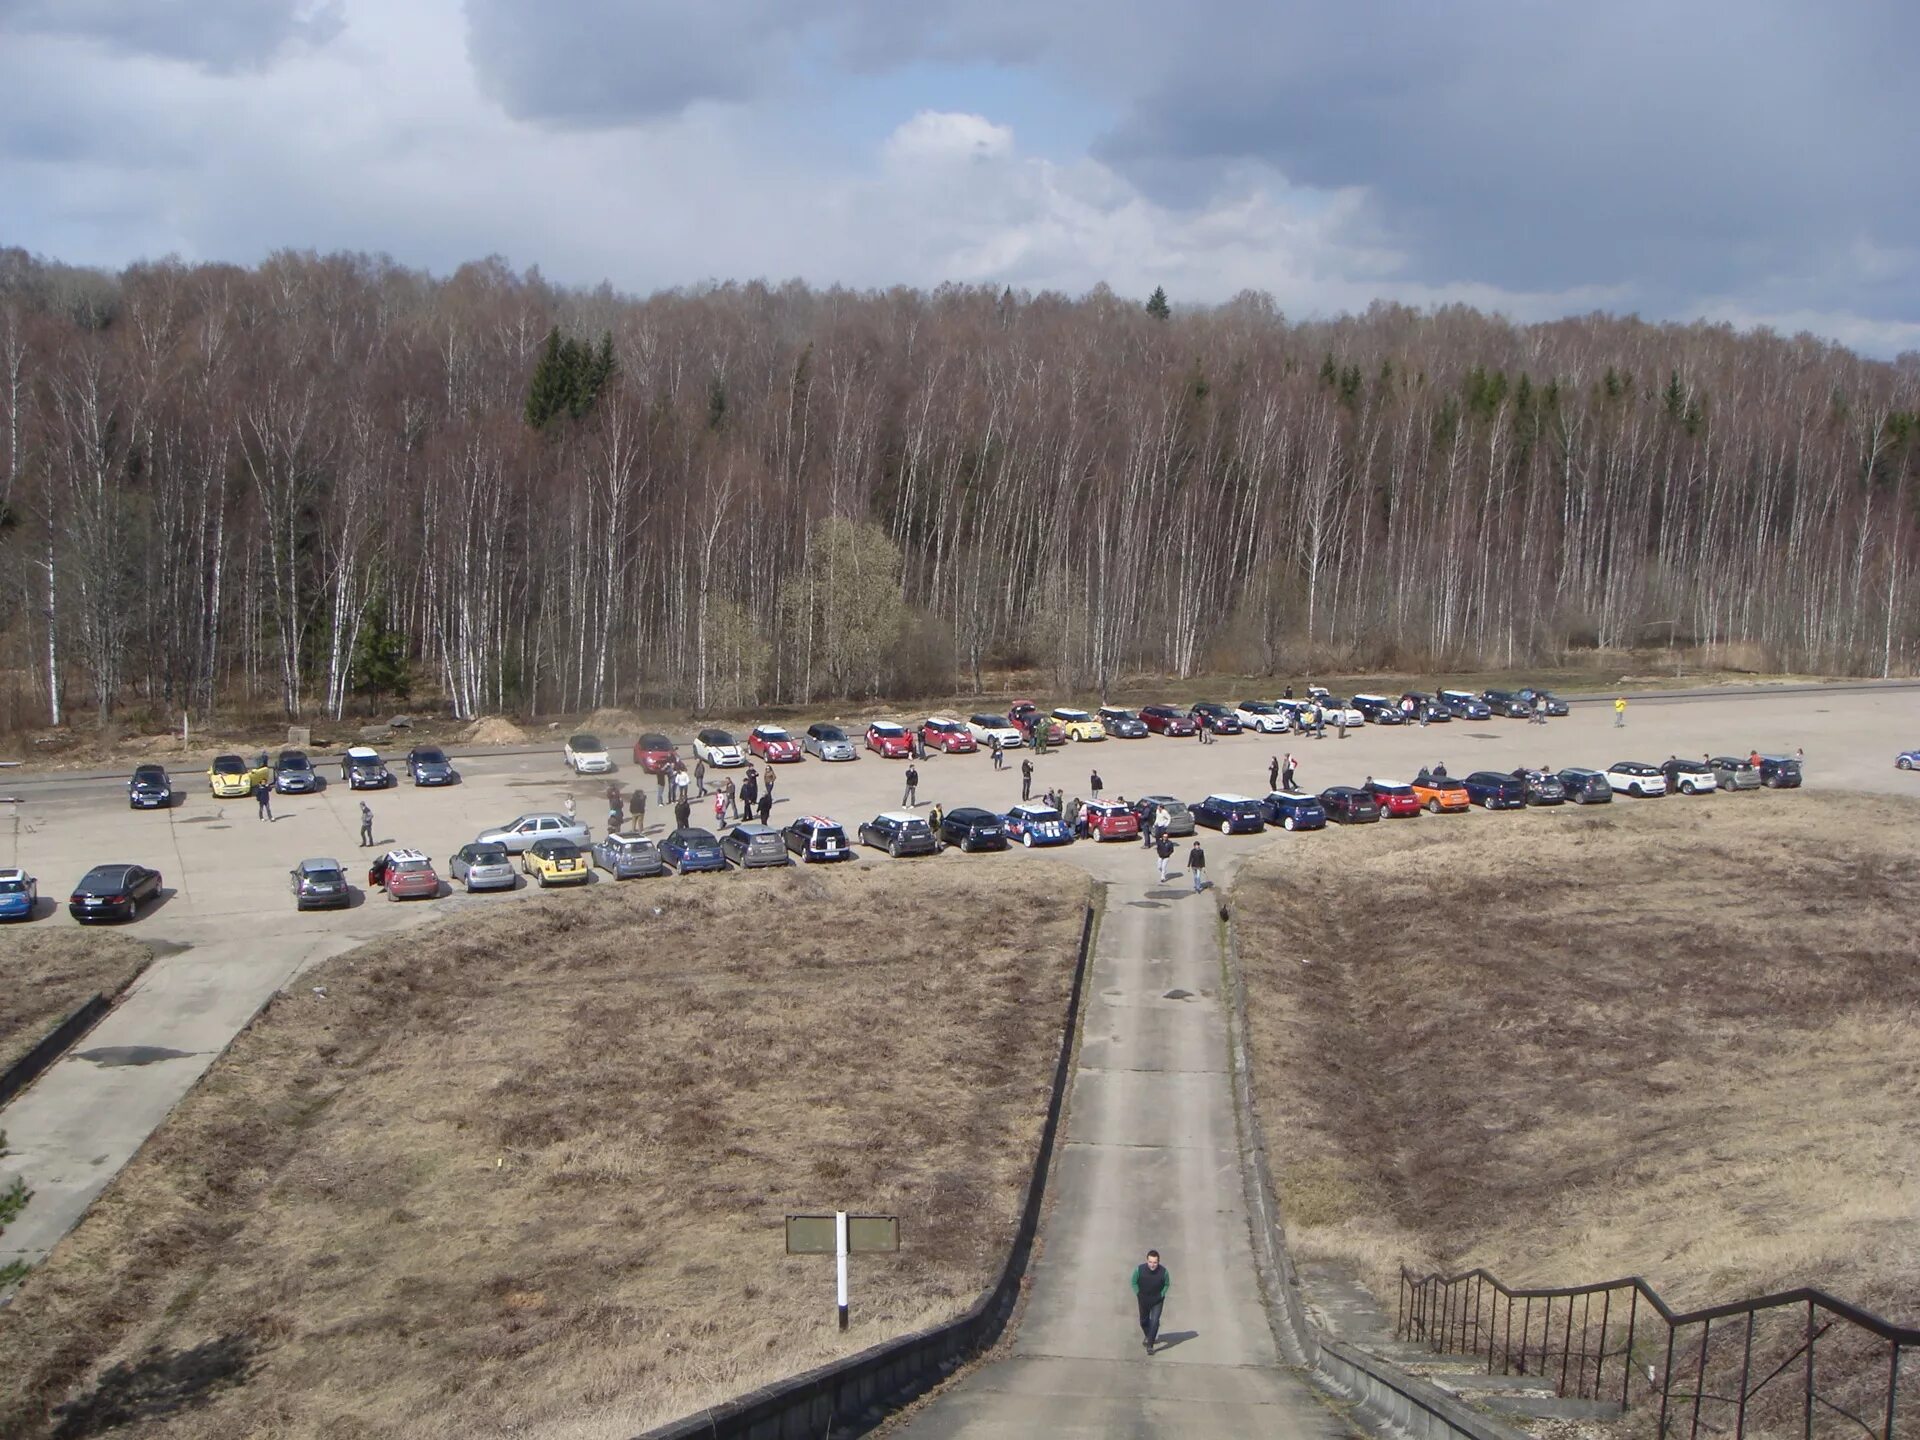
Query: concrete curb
0 995 113 1111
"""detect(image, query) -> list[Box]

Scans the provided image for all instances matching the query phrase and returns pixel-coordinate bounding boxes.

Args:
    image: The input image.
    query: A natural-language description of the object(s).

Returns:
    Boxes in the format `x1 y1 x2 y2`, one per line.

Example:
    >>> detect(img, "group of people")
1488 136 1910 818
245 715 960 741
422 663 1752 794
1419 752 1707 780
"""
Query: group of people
646 757 779 831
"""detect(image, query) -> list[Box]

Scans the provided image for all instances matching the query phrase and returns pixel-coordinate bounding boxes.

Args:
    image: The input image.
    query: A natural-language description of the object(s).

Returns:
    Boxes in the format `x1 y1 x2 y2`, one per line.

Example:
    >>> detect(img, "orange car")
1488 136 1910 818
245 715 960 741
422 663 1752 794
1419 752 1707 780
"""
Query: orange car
1410 772 1471 813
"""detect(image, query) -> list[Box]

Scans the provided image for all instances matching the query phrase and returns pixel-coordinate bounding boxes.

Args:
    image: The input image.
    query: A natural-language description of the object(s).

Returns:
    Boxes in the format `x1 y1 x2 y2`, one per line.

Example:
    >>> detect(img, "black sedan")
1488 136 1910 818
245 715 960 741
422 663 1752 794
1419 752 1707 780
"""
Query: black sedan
128 764 173 809
1462 771 1529 809
70 863 162 922
1319 787 1382 824
940 806 1009 851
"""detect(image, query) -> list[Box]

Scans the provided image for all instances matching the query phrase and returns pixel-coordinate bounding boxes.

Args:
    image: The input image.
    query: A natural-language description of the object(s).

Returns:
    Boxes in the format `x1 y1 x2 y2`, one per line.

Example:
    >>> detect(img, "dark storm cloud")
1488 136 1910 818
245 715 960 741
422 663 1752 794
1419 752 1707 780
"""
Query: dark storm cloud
0 0 343 72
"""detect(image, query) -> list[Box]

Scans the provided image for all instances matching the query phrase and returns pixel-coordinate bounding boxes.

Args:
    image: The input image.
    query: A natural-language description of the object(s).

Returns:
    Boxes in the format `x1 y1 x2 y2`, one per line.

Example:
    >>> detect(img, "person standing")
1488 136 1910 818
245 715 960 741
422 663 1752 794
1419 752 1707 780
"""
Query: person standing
630 788 647 832
1156 833 1175 884
1281 754 1297 791
712 790 727 828
1531 695 1546 725
1614 696 1628 728
903 763 920 807
1268 755 1280 792
674 796 691 830
1089 769 1104 802
1188 841 1207 894
564 793 576 826
694 756 708 797
1021 757 1034 802
1336 711 1348 740
655 761 669 803
991 734 1004 770
1131 1250 1171 1354
740 768 759 817
763 767 776 803
358 799 374 847
608 788 625 835
757 789 773 825
255 779 273 821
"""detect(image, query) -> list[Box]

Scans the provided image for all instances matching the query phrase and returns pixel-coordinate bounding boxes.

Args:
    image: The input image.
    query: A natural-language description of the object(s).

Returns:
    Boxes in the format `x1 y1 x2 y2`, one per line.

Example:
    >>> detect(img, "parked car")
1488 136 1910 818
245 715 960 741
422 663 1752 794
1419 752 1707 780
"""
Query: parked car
128 764 174 809
342 746 394 789
1436 689 1493 720
1351 695 1405 725
1400 692 1451 723
633 733 680 772
864 721 913 758
939 806 1008 851
208 753 267 797
965 713 1024 750
451 840 517 890
564 733 613 774
475 813 591 852
1319 787 1382 824
1097 706 1149 739
1008 704 1067 747
1660 758 1719 795
274 749 320 794
694 728 746 767
290 857 351 911
858 811 939 857
784 814 854 861
373 849 440 899
1757 755 1803 788
1463 771 1529 809
1708 756 1763 791
1411 772 1472 812
1556 767 1614 804
1605 761 1668 798
1002 803 1074 847
1139 704 1198 736
1132 794 1196 835
1077 799 1140 841
661 827 727 872
69 862 162 922
592 833 666 879
920 717 978 753
520 837 589 887
720 822 790 868
1189 703 1245 736
747 724 804 763
1480 689 1533 719
0 868 39 921
1516 687 1570 716
1315 698 1366 728
1898 749 1920 772
803 723 857 762
1262 791 1326 831
1509 768 1568 805
1050 707 1107 742
406 745 457 785
1361 780 1422 817
1192 794 1268 833
1231 701 1289 733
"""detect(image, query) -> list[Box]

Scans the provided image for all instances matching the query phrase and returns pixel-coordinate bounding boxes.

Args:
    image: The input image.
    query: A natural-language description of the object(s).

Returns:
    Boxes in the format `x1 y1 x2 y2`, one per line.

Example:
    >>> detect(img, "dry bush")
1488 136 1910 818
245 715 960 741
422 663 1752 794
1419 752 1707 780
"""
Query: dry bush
0 932 152 1074
0 864 1091 1439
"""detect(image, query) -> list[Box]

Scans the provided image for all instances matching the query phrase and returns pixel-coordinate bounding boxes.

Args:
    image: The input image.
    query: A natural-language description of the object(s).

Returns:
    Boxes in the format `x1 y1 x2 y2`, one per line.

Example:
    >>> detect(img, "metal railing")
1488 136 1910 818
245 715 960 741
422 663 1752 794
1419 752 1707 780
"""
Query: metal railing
1399 1267 1918 1440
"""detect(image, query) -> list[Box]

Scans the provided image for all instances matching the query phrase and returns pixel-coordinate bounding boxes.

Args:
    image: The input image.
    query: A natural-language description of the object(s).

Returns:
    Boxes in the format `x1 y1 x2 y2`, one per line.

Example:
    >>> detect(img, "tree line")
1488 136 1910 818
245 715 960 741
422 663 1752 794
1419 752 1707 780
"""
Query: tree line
0 245 1915 727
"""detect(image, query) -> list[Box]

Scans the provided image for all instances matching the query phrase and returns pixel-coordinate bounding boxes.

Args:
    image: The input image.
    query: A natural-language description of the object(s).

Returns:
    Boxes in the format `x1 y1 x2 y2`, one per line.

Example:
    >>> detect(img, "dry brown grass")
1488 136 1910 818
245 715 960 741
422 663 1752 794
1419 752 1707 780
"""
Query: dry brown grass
0 931 152 1075
1234 792 1920 1326
0 864 1091 1439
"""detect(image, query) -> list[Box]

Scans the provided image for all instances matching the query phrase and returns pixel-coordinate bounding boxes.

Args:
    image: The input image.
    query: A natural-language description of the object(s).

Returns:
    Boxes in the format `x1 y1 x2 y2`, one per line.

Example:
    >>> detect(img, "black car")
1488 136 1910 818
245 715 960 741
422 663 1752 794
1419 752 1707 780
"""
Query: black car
1510 768 1567 805
859 812 939 857
1400 692 1451 723
1757 755 1803 788
1437 689 1493 720
1350 695 1405 725
1191 794 1267 834
273 749 320 794
783 815 853 861
70 863 162 923
407 746 457 785
1556 767 1613 804
940 806 1009 851
1661 758 1718 795
128 764 173 809
1189 703 1243 735
290 858 351 910
1096 706 1149 739
1262 791 1327 831
1319 787 1382 824
1462 771 1528 808
1480 690 1533 720
1516 688 1569 717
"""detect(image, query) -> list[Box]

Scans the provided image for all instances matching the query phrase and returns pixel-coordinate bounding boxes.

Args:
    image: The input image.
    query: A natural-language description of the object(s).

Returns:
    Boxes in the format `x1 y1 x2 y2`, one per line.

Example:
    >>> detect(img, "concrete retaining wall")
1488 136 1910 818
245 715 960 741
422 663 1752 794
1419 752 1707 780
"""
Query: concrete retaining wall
0 995 112 1110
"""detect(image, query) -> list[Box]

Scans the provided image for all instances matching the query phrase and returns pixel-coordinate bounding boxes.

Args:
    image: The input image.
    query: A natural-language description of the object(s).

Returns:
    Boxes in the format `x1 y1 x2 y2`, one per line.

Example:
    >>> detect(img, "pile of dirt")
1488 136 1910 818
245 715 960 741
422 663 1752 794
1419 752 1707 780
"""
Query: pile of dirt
459 716 528 746
583 707 645 735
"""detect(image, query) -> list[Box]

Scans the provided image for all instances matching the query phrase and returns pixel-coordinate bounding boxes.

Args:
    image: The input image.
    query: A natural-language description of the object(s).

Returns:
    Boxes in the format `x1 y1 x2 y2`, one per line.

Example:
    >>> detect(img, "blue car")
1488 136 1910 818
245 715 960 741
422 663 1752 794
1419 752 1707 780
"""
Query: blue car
660 826 727 873
1262 791 1327 831
1191 794 1268 834
1003 803 1074 847
0 868 37 921
1900 749 1920 772
1462 771 1529 809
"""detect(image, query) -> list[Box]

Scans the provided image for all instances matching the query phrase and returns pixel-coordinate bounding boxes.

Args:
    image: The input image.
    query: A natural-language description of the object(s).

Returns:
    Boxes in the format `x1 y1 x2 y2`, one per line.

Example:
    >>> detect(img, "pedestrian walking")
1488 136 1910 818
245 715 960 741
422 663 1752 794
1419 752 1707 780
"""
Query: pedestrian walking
1188 841 1207 893
757 790 773 825
609 794 625 835
255 780 273 820
564 793 576 825
358 799 374 847
763 767 776 802
1021 757 1034 801
903 763 920 807
1531 696 1546 725
1268 756 1280 792
1131 1250 1171 1354
713 791 726 827
630 789 647 831
991 734 1004 770
1314 707 1326 739
929 803 944 835
674 797 691 830
1281 754 1297 791
1089 769 1103 802
1336 711 1348 740
694 757 708 797
1156 833 1175 883
740 769 759 815
1614 696 1628 727
655 763 668 802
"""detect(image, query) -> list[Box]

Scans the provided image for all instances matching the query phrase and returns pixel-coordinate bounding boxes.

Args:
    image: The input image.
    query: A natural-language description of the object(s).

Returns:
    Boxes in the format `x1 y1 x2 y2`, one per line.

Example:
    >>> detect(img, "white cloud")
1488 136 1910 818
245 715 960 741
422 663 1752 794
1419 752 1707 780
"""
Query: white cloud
882 110 1015 168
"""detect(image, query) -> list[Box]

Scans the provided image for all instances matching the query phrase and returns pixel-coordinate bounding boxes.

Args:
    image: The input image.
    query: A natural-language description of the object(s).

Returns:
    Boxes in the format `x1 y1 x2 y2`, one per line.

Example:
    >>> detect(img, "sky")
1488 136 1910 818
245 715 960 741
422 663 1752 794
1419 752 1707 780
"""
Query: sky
2 0 1917 356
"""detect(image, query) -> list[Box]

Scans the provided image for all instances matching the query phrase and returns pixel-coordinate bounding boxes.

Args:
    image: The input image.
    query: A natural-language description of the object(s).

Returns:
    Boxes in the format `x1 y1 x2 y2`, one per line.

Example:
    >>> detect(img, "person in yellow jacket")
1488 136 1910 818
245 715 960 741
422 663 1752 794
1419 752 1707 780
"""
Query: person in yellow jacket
1614 696 1628 727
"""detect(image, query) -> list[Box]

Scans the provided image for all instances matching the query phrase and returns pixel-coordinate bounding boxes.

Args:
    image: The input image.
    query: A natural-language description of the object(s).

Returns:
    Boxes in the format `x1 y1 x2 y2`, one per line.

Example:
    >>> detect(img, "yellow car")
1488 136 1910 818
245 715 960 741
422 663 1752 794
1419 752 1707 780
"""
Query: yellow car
522 837 591 887
208 753 270 797
1050 707 1108 742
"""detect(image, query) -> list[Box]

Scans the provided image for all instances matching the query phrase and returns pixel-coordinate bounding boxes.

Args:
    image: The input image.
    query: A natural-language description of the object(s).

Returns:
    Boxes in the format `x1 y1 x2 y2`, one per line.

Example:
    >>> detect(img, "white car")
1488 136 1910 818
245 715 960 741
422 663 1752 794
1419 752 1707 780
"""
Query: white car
564 732 612 774
966 712 1023 749
1298 697 1363 728
693 728 746 767
1605 761 1668 798
1234 701 1291 733
474 813 592 852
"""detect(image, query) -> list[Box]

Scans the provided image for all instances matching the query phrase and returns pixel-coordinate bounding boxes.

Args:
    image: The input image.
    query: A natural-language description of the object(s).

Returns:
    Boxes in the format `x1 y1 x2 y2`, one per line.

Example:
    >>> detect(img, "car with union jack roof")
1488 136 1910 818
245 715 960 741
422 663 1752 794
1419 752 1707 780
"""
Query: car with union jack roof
784 814 854 861
1002 803 1074 847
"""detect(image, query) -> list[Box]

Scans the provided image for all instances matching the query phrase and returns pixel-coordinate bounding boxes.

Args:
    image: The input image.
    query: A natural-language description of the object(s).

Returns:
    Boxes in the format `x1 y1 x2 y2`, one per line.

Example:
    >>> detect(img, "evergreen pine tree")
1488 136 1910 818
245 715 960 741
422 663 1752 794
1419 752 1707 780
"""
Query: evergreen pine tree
1145 286 1170 320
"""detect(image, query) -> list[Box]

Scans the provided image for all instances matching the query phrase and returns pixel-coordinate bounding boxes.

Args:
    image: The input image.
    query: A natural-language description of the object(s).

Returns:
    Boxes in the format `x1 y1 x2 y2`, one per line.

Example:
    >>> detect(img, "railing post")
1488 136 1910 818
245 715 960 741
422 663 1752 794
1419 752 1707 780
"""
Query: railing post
1523 1297 1534 1375
1504 1289 1515 1375
1735 1310 1755 1439
1597 1288 1613 1400
1623 1289 1640 1411
1542 1297 1552 1377
1658 1325 1678 1440
1562 1290 1577 1394
1691 1319 1712 1440
1488 1287 1499 1373
1398 1273 1406 1338
1805 1300 1816 1440
1883 1341 1901 1440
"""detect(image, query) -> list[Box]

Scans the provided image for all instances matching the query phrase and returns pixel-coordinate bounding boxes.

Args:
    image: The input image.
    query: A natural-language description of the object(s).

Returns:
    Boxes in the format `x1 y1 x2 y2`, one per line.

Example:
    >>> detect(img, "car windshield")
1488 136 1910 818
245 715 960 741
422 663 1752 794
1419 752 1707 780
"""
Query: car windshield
813 828 846 844
570 734 603 750
1023 808 1063 823
1055 709 1089 721
0 878 26 893
977 715 1009 727
391 857 430 872
134 767 165 782
415 748 447 764
641 734 672 750
213 756 245 773
467 845 507 861
305 869 344 884
543 843 581 858
280 756 311 770
872 723 905 736
680 830 717 845
704 732 736 745
1375 786 1412 797
757 727 790 741
814 726 846 740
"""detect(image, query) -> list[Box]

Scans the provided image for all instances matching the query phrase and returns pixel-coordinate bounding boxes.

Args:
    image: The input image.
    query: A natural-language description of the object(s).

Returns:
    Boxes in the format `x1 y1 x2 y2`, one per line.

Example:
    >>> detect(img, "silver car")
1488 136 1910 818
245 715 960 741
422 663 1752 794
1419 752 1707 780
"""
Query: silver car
803 722 857 761
721 822 791 868
1137 795 1196 837
450 841 517 891
474 813 591 853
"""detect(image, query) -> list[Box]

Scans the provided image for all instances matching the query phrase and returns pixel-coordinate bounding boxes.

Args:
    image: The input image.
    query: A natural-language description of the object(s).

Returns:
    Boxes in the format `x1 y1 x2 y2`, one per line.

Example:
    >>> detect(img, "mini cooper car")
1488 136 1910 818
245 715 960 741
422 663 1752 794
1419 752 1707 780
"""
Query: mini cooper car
592 833 666 879
939 806 1008 851
1509 768 1568 805
208 753 268 797
784 814 854 861
1314 698 1367 728
1480 689 1533 719
694 728 746 767
273 749 320 794
475 813 591 852
661 827 727 872
1410 772 1472 812
858 811 939 856
1077 799 1140 841
565 733 613 774
721 822 791 868
1708 756 1764 790
1361 781 1422 817
1606 761 1668 798
128 764 173 809
1351 695 1405 725
1192 794 1268 833
1756 755 1803 788
1262 791 1327 831
803 723 857 761
1050 707 1107 742
1660 758 1719 795
451 841 518 890
1899 749 1920 772
633 733 680 772
920 717 978 753
1132 795 1196 835
966 713 1024 749
1234 701 1291 733
0 867 39 921
406 745 457 785
1096 706 1150 739
1319 787 1382 823
69 862 162 922
1139 705 1198 736
748 724 804 762
1556 767 1614 804
1400 692 1452 723
1516 688 1570 716
1463 771 1529 808
342 746 394 788
1436 689 1493 720
1002 803 1074 847
1008 705 1067 747
373 849 440 899
290 858 351 910
864 721 913 758
521 837 590 886
1189 703 1244 735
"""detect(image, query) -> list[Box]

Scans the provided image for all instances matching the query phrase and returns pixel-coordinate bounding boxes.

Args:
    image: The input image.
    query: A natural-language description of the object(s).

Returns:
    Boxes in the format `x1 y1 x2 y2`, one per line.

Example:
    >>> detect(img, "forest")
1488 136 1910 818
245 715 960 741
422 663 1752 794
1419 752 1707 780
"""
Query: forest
0 246 1915 728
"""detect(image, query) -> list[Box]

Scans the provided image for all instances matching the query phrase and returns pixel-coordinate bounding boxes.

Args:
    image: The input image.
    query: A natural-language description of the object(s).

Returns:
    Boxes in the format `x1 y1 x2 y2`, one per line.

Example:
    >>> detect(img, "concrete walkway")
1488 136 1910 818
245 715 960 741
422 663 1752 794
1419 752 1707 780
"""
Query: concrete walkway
896 872 1345 1439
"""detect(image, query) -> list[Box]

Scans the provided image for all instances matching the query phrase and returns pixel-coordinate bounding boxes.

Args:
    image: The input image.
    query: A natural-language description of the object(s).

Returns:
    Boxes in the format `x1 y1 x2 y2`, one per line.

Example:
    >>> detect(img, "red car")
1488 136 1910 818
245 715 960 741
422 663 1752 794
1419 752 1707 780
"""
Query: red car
1139 704 1198 736
1362 780 1423 818
633 732 679 773
920 717 977 753
370 849 441 899
747 724 804 763
1008 703 1067 748
865 721 913 758
1078 800 1140 841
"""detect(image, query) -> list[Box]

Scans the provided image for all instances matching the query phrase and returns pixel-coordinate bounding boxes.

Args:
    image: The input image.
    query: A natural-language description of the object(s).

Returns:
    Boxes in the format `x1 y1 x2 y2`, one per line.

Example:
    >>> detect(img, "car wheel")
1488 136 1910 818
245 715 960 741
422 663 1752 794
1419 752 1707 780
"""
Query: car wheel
889 841 901 858
1426 799 1440 813
1022 832 1034 848
1283 815 1297 831
1899 758 1914 771
1630 784 1644 798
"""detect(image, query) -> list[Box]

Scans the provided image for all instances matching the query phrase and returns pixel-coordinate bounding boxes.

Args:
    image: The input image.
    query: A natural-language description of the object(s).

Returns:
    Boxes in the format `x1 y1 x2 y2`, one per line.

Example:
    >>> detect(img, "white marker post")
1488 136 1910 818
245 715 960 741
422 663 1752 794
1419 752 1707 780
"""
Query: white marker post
836 1210 850 1331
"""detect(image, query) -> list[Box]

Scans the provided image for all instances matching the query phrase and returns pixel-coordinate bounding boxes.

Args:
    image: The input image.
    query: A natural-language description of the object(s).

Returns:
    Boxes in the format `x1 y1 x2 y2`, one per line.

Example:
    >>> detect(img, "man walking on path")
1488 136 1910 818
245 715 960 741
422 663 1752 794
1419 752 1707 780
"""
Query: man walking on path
1268 755 1280 792
1188 841 1208 894
358 800 374 847
1614 696 1628 727
1131 1250 1171 1354
903 763 920 807
1156 833 1176 883
694 756 708 797
1020 757 1034 801
255 780 273 821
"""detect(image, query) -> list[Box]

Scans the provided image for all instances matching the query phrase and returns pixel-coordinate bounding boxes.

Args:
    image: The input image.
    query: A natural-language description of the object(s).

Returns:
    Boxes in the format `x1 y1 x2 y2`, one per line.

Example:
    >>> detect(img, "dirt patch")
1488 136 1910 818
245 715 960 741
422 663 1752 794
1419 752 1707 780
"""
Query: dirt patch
0 933 153 1077
581 708 645 736
0 866 1091 1438
460 716 529 746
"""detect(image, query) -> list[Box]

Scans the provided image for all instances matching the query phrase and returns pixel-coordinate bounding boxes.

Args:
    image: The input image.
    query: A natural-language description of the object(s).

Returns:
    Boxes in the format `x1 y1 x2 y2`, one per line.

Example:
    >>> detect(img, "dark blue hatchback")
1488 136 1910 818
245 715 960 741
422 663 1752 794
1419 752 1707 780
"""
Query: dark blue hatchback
1262 791 1326 831
1462 771 1529 809
661 827 727 872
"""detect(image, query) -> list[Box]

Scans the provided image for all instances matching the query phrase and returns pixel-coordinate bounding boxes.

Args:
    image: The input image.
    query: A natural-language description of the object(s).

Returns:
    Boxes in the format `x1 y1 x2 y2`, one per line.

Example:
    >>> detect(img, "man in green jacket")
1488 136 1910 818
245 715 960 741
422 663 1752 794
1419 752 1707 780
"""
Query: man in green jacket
1130 1249 1170 1353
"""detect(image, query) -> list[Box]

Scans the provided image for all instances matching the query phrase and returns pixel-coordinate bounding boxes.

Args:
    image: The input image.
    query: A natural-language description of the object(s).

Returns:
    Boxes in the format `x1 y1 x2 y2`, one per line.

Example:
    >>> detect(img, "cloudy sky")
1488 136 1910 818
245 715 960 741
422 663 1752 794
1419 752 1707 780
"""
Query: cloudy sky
3 0 1917 354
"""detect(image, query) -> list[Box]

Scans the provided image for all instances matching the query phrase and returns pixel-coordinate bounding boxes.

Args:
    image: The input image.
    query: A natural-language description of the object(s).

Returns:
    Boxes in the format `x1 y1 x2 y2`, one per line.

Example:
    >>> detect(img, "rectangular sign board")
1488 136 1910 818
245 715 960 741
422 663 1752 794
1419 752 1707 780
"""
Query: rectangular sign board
786 1215 837 1255
785 1214 901 1254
